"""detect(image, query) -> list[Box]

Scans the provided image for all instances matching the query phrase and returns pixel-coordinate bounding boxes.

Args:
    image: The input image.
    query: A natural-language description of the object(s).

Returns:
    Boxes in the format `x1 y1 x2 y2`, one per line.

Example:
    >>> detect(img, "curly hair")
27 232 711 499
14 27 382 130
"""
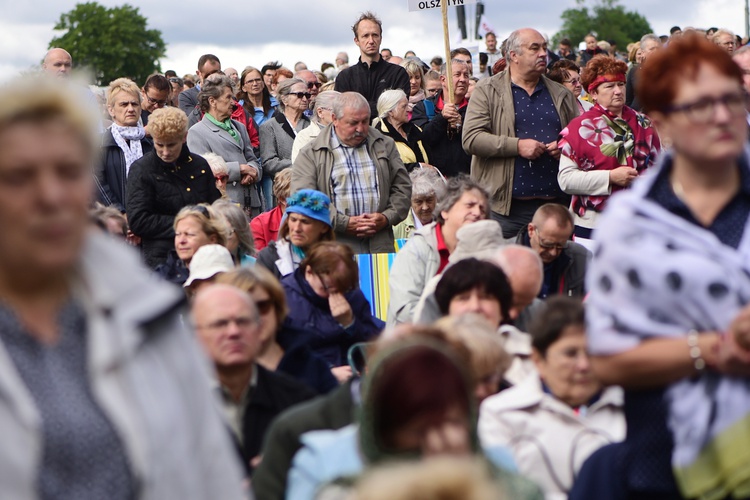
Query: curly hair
148 107 188 138
580 55 628 92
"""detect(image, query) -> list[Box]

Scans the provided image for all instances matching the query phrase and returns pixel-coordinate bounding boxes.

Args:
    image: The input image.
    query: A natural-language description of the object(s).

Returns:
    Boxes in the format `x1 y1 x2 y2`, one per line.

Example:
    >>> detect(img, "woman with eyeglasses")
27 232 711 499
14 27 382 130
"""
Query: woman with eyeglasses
216 267 339 394
126 107 221 269
570 35 750 500
281 241 384 383
238 66 275 127
557 54 661 249
156 204 229 285
259 78 311 209
547 59 593 115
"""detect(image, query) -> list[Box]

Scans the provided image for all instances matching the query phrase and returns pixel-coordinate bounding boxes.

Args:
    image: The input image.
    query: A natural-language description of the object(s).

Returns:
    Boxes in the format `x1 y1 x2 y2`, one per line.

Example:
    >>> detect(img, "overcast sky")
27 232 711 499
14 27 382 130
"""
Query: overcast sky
0 0 745 82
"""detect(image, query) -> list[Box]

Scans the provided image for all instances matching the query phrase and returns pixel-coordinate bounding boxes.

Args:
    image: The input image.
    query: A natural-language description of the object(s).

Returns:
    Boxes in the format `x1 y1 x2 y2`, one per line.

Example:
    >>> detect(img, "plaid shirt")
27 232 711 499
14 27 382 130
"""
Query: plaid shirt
329 129 380 216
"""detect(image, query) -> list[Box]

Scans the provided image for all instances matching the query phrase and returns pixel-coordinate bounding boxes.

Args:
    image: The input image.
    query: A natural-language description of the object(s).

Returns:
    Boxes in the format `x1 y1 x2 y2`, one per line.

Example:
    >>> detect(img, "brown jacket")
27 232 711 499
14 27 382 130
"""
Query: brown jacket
291 124 411 254
462 70 578 215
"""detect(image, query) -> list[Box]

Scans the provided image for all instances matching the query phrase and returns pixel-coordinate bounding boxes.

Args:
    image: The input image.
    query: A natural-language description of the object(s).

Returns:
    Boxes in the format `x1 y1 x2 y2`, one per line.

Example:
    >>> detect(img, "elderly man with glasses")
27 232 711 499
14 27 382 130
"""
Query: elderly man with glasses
514 203 589 299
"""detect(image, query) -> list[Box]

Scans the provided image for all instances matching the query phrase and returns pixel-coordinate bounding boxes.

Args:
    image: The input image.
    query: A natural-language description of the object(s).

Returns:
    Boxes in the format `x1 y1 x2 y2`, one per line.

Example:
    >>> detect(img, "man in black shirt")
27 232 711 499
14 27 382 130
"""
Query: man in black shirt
334 11 410 120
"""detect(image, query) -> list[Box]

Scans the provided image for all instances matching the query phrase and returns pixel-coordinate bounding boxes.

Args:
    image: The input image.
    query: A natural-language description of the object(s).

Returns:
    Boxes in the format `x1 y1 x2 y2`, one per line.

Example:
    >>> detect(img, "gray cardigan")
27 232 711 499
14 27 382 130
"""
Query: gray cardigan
259 112 310 177
187 116 262 212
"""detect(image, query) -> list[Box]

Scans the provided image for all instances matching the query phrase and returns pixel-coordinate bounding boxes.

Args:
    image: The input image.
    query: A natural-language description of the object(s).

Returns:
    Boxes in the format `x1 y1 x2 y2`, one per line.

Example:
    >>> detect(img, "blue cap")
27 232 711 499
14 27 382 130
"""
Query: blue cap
284 189 332 228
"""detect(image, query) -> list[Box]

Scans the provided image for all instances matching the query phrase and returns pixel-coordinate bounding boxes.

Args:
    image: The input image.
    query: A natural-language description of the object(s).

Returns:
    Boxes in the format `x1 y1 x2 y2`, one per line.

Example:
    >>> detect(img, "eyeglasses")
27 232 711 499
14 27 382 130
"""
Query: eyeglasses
292 92 312 100
665 92 748 124
538 238 569 251
214 174 229 182
200 316 256 331
306 81 322 89
169 77 182 84
244 78 263 85
145 94 168 107
255 299 274 315
564 78 581 86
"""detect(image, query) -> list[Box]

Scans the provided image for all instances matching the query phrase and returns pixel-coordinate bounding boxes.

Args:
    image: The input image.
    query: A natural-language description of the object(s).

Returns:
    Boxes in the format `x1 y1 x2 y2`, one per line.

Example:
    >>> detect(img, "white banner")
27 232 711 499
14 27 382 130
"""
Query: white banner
477 15 496 37
408 0 477 12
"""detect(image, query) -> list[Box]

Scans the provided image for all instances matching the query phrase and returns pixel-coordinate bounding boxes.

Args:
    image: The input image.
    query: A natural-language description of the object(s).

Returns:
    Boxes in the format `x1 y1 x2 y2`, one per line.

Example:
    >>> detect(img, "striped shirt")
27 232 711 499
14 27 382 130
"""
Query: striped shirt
329 129 380 216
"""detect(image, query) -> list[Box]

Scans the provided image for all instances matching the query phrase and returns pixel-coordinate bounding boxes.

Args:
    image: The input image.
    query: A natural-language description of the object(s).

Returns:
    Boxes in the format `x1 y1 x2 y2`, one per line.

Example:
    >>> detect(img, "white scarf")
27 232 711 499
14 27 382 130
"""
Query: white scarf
110 123 146 175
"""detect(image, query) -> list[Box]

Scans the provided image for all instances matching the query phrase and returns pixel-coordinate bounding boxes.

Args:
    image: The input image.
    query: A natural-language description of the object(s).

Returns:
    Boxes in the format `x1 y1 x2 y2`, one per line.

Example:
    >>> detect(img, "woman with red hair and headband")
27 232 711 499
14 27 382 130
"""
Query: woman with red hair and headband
556 54 661 249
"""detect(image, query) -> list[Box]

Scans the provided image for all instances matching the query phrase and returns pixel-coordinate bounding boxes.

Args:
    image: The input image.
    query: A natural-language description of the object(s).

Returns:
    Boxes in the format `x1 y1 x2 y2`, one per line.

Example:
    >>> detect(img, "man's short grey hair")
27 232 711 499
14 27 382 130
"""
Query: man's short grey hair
505 30 524 58
198 74 235 113
640 33 661 46
440 60 469 76
410 168 446 199
332 92 369 119
435 174 490 225
376 89 407 119
275 77 305 113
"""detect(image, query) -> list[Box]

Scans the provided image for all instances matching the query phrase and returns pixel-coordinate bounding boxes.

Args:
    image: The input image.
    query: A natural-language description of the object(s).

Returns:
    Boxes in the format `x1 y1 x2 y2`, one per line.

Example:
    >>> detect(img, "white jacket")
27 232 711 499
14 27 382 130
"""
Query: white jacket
478 373 625 499
0 233 245 500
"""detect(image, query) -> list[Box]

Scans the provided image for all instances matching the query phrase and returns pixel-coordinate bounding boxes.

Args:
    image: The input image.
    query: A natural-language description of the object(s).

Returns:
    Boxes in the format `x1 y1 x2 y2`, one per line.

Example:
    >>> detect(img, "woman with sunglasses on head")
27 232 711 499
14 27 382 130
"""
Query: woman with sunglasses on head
281 241 384 383
547 59 593 115
156 204 228 285
216 267 338 394
557 54 661 250
259 78 311 208
127 107 221 269
571 35 750 500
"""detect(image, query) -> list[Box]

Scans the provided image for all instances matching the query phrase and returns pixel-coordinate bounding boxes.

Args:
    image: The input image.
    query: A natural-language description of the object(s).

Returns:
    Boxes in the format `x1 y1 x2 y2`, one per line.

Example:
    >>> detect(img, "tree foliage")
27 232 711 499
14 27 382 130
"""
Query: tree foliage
553 0 653 50
49 2 166 86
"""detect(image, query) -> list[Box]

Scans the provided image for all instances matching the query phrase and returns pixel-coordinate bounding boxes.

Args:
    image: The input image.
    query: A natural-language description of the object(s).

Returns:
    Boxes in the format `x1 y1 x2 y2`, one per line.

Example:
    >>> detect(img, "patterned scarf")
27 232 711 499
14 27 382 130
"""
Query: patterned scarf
109 123 145 175
558 103 660 216
205 113 240 144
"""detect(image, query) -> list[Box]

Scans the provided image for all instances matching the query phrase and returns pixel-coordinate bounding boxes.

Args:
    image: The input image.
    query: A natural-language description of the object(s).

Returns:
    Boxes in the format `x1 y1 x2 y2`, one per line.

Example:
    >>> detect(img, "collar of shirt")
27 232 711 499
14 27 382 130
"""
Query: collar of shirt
510 79 546 96
436 93 469 112
435 223 451 275
214 364 257 441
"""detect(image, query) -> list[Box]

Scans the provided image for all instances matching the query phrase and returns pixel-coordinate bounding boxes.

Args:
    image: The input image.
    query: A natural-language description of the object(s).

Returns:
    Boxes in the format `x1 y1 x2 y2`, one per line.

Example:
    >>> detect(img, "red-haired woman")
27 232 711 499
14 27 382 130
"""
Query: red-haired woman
571 35 750 500
557 55 661 249
280 242 384 382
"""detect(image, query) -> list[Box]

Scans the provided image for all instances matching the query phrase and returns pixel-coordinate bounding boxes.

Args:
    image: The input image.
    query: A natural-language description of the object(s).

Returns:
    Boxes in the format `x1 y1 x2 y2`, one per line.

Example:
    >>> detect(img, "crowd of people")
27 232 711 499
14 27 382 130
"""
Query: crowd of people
3 10 750 500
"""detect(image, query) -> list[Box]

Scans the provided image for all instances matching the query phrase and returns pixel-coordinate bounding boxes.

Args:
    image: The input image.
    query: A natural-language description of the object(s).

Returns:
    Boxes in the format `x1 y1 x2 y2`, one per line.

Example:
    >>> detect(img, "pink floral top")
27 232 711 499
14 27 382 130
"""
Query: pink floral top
558 104 661 216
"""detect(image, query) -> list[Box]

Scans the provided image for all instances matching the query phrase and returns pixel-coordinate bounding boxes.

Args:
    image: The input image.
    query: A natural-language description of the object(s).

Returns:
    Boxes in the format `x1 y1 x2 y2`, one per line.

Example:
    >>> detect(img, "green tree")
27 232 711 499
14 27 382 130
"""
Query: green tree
553 0 652 52
49 2 166 86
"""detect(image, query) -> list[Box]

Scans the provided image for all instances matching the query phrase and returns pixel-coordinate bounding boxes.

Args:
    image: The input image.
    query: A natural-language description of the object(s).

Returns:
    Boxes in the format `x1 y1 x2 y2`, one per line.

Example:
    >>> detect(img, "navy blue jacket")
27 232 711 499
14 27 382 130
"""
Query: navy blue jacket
280 269 383 367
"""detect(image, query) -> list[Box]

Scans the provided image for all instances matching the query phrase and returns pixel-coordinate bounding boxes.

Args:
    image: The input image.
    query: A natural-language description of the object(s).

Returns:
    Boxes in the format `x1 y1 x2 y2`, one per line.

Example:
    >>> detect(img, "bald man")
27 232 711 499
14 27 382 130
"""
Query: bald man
191 285 315 475
42 48 72 78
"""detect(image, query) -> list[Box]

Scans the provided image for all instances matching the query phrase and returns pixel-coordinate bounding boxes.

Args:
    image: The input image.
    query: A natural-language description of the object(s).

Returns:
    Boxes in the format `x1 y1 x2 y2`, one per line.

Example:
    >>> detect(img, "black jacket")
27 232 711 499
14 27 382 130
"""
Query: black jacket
239 365 316 475
252 379 357 500
335 57 411 119
126 145 221 268
96 129 153 212
411 94 471 178
256 240 284 281
516 230 589 298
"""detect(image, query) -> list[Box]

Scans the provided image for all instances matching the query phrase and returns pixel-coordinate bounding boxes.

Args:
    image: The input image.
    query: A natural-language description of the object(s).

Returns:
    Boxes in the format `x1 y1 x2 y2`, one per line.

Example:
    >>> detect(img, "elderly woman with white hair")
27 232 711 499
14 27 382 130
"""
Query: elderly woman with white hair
97 77 153 212
393 167 446 240
291 90 340 162
373 89 432 173
259 78 311 206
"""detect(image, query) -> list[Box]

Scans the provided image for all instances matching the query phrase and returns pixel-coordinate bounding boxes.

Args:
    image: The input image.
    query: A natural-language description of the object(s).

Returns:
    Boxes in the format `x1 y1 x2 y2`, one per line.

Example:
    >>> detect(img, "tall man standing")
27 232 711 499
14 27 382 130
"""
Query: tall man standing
292 92 411 254
335 11 411 120
463 28 578 238
179 54 221 116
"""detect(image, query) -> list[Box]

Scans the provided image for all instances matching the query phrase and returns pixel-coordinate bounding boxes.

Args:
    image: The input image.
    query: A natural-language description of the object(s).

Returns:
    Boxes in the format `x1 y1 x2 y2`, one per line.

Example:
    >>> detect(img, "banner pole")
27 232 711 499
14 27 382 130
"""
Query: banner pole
441 0 455 104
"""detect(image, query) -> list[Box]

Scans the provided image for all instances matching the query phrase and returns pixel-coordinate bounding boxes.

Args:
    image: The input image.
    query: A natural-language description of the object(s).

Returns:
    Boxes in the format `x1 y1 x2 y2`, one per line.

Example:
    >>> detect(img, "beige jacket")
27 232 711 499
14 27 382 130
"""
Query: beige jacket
462 70 579 215
291 124 411 254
